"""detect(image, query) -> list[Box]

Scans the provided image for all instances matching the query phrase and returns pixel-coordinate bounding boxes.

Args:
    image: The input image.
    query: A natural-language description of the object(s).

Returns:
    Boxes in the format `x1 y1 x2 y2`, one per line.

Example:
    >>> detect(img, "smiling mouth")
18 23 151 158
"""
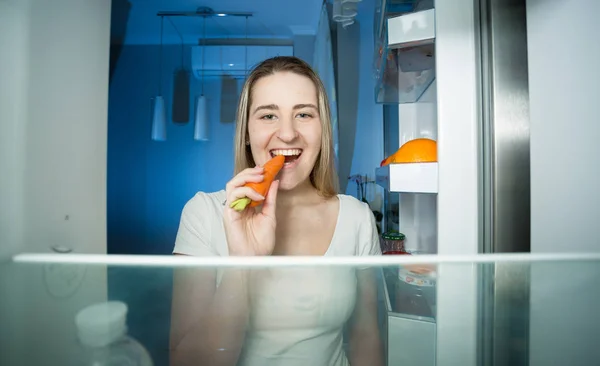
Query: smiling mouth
270 148 303 164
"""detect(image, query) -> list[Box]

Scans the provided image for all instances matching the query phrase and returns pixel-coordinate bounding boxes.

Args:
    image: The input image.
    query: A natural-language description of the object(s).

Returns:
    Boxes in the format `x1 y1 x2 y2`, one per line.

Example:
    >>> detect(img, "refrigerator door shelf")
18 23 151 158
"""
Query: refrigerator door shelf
374 8 436 104
387 8 435 49
376 163 438 193
381 266 437 366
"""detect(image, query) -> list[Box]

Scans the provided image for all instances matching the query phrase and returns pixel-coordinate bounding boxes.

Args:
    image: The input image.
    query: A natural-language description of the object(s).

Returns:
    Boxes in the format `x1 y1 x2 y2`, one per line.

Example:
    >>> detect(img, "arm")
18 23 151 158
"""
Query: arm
170 168 279 365
347 268 385 366
346 204 385 365
169 195 251 366
169 263 251 366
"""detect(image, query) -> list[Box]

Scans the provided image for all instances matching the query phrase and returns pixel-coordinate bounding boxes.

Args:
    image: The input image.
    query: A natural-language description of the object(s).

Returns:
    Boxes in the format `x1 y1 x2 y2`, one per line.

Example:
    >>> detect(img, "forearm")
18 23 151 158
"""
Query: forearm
348 268 385 366
171 269 251 366
203 269 251 364
348 329 384 366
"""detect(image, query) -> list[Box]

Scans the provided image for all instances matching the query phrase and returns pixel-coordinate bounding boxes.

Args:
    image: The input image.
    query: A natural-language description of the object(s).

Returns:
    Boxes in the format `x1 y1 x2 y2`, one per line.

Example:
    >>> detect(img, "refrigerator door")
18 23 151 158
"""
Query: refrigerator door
480 0 531 255
379 0 531 364
479 1 531 366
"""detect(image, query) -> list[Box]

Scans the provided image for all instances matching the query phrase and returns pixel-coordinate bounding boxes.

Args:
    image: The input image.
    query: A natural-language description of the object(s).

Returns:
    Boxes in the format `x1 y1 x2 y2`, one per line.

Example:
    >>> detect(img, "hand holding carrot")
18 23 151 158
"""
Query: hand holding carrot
230 155 285 211
223 164 280 256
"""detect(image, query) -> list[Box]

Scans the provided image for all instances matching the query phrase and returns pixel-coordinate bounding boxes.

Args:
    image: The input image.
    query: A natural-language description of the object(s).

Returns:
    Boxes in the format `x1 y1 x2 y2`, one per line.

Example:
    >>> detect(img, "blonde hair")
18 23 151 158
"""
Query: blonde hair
233 56 339 197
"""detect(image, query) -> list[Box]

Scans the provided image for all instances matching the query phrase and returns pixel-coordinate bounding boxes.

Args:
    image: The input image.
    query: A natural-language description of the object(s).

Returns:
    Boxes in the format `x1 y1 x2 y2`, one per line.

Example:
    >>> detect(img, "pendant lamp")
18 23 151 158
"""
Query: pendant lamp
154 7 254 141
151 96 167 141
151 16 167 141
193 95 209 141
194 15 209 141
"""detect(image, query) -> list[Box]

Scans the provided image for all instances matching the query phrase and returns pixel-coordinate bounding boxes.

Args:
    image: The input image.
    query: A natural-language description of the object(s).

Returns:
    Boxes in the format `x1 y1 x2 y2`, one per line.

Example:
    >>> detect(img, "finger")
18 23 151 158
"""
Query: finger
230 166 263 183
261 180 279 218
249 165 264 172
228 186 265 204
225 172 264 194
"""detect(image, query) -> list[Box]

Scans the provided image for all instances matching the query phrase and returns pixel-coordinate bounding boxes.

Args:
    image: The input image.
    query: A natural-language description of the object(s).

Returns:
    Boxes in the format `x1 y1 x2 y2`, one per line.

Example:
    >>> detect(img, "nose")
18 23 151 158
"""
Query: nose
276 117 298 143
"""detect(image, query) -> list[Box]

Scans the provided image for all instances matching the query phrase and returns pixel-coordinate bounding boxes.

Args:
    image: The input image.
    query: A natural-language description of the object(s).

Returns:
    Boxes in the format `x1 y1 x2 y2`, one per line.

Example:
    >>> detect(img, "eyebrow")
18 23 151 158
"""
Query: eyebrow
252 103 318 115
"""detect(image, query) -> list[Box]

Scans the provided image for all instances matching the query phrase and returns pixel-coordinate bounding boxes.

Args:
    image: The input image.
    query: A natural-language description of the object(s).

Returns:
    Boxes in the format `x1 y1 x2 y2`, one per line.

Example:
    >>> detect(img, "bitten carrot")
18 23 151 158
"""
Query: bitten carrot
230 154 285 212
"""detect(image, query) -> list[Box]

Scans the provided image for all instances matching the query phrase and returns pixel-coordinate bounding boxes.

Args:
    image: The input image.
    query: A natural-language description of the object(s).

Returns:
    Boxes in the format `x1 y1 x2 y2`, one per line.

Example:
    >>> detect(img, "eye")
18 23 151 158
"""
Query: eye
260 114 277 121
296 112 313 119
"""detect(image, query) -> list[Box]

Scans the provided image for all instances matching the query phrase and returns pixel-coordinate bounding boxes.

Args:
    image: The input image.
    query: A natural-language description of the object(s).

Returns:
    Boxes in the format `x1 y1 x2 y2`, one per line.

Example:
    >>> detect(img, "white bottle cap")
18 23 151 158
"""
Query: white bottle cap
75 301 128 348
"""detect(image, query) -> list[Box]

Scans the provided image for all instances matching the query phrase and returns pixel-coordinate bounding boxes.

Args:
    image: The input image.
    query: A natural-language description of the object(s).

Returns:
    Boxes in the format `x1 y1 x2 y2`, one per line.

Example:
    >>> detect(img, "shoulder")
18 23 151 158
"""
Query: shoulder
174 190 227 256
337 194 382 256
337 194 373 218
182 190 227 217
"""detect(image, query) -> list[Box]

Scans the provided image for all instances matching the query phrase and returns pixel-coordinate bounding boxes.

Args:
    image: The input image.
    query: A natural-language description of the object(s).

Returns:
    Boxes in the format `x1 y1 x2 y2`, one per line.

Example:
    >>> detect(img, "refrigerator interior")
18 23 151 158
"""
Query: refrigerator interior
394 81 437 254
375 1 441 365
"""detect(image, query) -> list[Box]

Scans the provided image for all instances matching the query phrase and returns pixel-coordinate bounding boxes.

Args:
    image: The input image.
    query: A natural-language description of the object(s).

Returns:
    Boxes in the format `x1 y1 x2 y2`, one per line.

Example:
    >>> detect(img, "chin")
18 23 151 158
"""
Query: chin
272 153 317 192
277 177 303 191
276 172 312 192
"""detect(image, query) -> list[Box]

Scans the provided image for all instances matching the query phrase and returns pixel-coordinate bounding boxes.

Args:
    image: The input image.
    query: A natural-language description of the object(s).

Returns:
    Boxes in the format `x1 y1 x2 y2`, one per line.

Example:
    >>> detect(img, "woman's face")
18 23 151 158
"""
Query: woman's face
247 71 322 191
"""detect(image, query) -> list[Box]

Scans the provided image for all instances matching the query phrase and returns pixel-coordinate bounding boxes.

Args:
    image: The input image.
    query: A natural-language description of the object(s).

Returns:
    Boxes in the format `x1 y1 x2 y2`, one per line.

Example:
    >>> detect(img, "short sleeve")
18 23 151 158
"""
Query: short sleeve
173 193 220 257
359 202 383 257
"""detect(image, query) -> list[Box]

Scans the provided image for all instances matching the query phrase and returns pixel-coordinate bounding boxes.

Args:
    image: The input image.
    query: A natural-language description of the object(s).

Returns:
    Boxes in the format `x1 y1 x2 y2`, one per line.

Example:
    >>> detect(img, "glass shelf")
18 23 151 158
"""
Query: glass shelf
0 253 600 366
3 253 599 366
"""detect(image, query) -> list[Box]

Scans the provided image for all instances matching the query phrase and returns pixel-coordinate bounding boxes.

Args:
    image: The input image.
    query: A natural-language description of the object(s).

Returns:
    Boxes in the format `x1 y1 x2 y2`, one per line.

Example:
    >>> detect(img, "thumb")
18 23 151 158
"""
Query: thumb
261 180 279 219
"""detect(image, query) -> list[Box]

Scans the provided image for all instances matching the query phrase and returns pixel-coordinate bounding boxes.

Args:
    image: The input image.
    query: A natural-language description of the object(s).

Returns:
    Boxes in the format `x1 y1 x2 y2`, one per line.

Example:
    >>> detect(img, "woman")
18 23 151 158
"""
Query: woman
170 56 383 366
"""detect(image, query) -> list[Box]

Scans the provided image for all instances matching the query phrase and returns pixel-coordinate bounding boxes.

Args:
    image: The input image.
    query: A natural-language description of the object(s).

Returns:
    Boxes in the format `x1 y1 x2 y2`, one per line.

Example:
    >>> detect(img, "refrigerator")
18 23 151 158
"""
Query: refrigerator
371 0 530 365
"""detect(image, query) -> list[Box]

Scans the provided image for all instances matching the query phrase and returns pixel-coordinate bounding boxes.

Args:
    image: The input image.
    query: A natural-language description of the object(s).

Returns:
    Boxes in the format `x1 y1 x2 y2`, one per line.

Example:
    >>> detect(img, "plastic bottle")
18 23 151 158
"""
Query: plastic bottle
75 301 153 366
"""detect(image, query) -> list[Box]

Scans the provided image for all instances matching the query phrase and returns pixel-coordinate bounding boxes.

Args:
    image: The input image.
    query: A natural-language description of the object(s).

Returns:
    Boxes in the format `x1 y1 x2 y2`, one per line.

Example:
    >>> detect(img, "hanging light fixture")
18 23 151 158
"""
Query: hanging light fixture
155 7 254 141
193 95 208 141
194 14 209 141
151 16 167 141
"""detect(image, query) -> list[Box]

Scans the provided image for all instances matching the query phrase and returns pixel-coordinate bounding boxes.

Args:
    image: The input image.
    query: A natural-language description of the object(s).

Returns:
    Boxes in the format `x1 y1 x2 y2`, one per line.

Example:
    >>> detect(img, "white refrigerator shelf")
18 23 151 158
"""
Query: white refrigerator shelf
387 8 435 49
375 162 438 193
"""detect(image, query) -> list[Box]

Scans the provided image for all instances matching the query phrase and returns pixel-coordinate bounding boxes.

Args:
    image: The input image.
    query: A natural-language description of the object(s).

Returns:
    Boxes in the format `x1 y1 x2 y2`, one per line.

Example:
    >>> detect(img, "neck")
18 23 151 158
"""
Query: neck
276 179 320 209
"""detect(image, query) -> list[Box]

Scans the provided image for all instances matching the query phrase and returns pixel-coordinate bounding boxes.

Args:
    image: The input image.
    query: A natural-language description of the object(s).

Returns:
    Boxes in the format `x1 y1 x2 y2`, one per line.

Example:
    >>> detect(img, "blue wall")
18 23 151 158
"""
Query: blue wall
108 44 239 255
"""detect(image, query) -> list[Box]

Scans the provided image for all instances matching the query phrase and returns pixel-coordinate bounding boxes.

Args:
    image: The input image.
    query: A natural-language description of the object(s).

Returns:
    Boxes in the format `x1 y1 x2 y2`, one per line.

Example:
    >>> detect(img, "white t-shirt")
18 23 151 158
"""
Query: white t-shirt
173 190 382 366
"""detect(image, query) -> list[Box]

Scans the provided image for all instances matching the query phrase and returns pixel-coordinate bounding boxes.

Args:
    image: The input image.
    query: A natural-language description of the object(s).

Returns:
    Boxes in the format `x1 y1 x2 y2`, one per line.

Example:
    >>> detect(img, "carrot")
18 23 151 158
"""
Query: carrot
230 154 285 212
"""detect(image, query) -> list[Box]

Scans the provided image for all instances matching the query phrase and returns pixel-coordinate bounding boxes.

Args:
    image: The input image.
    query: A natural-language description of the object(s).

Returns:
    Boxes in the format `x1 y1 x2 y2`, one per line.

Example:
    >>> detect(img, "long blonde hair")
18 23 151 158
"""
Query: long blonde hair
233 56 339 197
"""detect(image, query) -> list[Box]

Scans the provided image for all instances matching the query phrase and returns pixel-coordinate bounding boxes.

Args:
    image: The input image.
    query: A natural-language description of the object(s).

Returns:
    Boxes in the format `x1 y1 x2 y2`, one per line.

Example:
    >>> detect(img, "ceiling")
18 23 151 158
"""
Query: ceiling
112 0 325 45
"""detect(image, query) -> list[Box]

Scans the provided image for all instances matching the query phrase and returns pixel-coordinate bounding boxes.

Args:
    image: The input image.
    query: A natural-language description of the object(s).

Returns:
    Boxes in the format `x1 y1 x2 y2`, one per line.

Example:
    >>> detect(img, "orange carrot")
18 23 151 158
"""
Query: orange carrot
230 154 285 212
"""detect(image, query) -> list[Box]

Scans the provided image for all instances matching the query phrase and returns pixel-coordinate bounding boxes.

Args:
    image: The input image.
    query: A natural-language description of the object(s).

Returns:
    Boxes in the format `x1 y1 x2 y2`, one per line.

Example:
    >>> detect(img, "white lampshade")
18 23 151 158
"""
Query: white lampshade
194 95 209 141
151 96 167 141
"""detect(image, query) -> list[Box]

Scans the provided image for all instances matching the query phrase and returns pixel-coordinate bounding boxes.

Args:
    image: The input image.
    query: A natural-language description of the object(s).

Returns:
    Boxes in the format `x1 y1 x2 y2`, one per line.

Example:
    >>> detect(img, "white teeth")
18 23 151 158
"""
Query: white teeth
271 149 302 156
